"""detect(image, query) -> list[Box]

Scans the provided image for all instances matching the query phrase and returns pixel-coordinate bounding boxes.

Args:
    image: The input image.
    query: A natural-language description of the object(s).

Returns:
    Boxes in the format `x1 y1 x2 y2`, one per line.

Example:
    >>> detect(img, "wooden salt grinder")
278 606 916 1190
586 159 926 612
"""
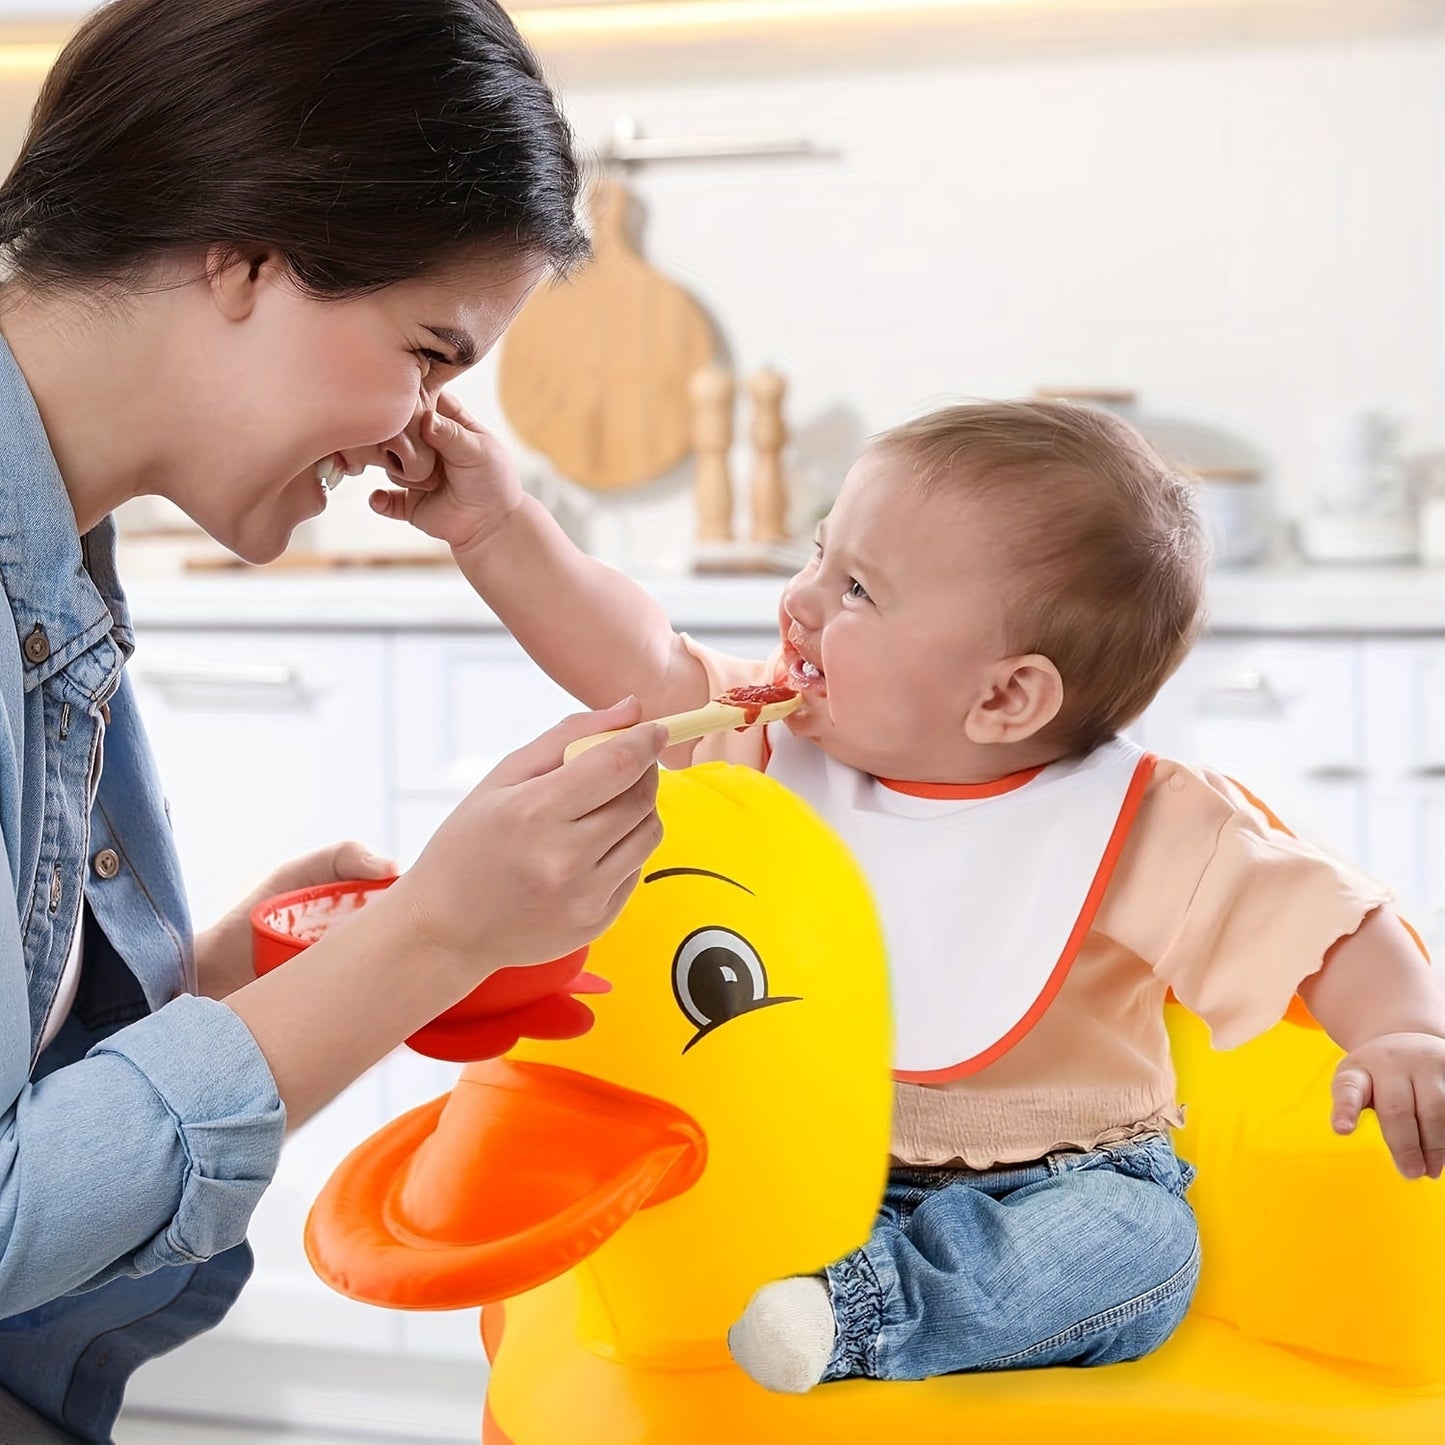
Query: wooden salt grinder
748 368 788 544
691 364 735 543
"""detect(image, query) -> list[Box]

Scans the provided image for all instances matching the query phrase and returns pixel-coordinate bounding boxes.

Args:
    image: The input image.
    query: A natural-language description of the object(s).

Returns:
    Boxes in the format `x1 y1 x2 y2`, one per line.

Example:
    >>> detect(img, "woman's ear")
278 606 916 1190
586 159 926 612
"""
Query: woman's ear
963 654 1064 745
206 244 284 321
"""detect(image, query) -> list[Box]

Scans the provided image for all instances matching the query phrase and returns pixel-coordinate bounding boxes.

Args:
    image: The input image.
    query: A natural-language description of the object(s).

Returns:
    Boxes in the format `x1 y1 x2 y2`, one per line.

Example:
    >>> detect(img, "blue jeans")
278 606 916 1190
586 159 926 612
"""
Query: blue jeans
823 1131 1200 1382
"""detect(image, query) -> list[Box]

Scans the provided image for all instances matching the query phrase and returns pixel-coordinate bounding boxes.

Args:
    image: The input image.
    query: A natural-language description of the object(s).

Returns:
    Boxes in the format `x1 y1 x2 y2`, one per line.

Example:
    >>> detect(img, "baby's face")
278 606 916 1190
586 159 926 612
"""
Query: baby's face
774 450 1017 781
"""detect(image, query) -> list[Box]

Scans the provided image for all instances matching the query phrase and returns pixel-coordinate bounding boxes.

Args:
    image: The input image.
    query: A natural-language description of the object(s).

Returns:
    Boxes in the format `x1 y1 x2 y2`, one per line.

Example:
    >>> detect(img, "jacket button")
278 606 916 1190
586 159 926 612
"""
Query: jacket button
93 848 121 880
23 625 50 664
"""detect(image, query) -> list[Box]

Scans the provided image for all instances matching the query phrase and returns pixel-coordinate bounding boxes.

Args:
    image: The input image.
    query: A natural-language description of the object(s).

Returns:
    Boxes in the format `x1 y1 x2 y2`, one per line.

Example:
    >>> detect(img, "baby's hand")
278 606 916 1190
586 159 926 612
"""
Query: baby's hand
1331 1031 1445 1179
369 391 525 554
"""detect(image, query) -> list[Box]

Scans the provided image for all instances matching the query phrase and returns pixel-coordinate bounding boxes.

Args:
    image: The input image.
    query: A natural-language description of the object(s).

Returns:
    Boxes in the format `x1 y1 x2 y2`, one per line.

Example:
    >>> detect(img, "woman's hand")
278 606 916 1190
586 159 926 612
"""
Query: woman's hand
196 840 399 1000
221 699 665 1130
368 391 525 555
389 695 667 988
1331 1032 1445 1180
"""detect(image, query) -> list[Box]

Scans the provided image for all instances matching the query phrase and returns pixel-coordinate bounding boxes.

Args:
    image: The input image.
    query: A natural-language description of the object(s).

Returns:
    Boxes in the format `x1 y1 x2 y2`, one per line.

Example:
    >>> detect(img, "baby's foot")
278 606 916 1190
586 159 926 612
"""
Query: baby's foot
727 1276 836 1394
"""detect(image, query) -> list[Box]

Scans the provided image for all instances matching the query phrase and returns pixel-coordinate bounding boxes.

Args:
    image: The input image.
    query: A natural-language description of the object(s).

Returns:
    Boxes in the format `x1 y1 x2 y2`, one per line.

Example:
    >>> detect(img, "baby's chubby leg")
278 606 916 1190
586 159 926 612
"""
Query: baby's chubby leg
730 1135 1201 1392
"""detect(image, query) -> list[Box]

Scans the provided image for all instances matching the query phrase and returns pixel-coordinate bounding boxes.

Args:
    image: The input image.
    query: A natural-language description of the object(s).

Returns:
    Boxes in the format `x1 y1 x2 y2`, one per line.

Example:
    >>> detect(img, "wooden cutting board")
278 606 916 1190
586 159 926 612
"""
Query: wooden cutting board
498 174 715 490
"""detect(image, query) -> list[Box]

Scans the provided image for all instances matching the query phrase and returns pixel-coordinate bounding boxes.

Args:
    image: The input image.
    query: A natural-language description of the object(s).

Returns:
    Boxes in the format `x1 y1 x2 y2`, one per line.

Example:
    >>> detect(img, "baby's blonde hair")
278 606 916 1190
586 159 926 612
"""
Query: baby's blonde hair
874 399 1207 754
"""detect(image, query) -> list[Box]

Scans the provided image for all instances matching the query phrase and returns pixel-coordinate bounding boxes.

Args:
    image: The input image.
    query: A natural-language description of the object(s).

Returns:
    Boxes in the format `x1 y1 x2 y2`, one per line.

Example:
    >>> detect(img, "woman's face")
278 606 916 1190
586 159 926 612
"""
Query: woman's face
175 250 543 563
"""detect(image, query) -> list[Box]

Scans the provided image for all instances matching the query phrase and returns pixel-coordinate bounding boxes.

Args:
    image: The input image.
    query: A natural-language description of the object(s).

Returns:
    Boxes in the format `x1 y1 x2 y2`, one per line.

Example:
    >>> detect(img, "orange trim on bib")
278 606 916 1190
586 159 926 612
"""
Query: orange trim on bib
878 765 1047 800
894 752 1158 1084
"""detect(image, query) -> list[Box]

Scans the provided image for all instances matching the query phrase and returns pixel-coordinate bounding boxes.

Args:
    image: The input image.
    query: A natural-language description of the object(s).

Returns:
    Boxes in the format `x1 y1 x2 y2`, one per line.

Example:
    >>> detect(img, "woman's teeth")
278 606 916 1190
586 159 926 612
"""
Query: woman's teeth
801 660 821 679
316 457 344 493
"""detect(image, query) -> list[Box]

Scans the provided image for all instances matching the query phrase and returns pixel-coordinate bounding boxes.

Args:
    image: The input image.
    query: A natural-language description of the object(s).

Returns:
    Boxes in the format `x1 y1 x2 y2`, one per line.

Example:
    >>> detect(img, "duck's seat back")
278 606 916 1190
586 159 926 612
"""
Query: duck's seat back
1168 1004 1445 1386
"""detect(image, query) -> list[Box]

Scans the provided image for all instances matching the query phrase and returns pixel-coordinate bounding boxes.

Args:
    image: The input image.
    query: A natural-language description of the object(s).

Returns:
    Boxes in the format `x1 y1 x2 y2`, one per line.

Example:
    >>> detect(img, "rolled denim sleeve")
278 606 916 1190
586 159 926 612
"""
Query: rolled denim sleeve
0 995 284 1316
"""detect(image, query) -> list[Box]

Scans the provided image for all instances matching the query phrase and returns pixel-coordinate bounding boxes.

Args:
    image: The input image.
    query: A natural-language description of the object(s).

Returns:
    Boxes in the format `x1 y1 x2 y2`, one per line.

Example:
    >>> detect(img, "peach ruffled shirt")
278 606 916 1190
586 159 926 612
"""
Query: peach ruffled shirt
680 634 1392 1170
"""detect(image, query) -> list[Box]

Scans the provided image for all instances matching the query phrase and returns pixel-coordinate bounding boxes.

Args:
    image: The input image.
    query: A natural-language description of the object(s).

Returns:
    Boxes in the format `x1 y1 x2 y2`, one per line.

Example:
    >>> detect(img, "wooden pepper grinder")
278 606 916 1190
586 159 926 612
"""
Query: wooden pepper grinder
747 367 788 544
691 364 735 544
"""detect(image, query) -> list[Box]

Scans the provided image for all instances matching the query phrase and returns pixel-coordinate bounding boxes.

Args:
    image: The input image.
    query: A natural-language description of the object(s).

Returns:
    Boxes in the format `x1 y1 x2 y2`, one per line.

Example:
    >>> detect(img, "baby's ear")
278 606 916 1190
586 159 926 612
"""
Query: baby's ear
964 654 1063 745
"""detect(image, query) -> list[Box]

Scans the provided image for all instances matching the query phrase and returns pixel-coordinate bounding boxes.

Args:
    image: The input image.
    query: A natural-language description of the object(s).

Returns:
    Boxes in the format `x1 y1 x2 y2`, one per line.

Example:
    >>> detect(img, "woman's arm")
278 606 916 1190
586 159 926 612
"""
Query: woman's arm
0 702 663 1315
227 701 666 1127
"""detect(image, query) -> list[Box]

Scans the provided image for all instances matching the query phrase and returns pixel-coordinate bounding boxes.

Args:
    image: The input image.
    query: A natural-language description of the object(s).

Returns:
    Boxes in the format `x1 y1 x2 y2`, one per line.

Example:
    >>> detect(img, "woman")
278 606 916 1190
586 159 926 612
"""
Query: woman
0 2 664 1439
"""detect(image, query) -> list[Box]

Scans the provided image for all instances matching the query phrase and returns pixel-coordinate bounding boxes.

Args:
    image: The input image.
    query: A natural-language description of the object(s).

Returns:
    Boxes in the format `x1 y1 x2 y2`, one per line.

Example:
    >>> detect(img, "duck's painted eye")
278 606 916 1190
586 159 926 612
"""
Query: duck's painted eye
671 926 799 1052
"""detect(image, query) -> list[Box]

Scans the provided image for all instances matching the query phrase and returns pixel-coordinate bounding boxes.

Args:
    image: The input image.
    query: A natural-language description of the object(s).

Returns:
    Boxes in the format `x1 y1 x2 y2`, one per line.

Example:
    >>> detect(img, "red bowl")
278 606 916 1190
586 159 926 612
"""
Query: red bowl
251 878 603 1061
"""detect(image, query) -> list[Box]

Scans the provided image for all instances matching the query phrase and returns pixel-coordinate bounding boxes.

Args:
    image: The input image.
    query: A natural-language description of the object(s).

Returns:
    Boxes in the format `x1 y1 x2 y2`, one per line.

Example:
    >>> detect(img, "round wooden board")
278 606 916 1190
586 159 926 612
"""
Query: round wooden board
498 176 715 490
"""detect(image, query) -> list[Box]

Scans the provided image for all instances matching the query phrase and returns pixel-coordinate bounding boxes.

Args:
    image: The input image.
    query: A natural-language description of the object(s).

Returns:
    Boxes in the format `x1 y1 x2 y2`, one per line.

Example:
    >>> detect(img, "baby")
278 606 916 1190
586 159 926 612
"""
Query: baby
377 394 1445 1394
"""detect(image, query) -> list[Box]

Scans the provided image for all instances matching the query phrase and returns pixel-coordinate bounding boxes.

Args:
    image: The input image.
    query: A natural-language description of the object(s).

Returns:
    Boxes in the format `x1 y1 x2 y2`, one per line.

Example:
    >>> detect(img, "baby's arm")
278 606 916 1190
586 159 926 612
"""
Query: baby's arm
385 395 712 732
1297 909 1445 1179
457 489 705 720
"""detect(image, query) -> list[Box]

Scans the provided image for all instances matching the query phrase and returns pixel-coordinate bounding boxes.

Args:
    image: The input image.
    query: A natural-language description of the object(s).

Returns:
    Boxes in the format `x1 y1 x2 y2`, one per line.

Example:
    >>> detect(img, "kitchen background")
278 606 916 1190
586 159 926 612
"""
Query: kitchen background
3 0 1445 1440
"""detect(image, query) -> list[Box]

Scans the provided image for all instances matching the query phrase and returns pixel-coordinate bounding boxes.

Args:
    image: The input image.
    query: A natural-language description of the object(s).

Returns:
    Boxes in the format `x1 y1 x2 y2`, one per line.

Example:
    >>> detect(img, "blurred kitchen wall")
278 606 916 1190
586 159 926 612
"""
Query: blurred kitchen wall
2 13 1441 567
525 31 1445 545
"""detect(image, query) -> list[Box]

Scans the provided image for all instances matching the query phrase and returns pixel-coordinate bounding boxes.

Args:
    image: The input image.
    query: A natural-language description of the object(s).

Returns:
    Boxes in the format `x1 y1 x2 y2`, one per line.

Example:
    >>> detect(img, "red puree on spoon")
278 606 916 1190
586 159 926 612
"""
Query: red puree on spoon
715 684 798 726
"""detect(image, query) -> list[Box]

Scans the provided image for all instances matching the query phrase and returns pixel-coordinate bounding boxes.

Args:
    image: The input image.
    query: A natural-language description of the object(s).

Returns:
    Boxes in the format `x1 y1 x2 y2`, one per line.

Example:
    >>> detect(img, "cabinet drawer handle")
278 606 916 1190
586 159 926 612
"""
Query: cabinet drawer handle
1199 670 1283 716
1304 764 1364 782
1410 765 1445 779
134 663 312 711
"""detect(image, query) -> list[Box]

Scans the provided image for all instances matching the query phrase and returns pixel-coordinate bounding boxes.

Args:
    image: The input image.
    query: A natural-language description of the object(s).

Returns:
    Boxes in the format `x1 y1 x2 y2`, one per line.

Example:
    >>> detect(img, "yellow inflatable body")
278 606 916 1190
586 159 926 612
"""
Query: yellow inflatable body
307 765 1445 1444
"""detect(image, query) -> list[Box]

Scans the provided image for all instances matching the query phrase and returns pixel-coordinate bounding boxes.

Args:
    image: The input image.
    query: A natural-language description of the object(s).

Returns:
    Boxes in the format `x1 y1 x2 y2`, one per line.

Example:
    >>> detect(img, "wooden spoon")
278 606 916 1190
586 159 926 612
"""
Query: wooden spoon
563 686 800 762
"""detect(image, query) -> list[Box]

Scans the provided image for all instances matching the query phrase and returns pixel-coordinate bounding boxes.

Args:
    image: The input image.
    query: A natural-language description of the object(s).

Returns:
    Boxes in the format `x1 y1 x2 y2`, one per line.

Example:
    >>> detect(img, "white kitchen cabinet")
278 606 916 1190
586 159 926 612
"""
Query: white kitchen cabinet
1358 641 1445 955
130 629 393 928
1143 637 1367 862
392 634 578 798
1147 635 1440 954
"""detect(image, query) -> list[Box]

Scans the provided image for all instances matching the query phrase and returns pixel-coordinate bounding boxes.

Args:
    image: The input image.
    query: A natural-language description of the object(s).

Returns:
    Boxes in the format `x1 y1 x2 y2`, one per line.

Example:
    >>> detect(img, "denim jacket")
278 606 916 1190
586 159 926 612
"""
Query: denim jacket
0 335 285 1440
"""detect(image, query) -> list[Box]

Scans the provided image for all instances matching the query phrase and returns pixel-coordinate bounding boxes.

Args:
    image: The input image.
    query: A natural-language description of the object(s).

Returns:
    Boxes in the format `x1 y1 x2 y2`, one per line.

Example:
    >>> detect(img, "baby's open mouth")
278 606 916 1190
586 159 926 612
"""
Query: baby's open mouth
784 648 827 696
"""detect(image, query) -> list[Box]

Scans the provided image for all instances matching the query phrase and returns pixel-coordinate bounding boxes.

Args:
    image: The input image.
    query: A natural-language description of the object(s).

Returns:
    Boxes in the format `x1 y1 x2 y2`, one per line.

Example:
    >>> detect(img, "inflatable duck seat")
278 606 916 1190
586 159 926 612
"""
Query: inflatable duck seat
304 764 1445 1444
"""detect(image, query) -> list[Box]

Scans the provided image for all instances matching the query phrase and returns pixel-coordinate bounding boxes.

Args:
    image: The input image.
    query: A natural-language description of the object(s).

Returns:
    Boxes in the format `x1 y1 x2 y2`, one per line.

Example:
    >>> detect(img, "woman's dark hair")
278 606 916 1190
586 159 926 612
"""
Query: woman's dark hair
0 0 589 296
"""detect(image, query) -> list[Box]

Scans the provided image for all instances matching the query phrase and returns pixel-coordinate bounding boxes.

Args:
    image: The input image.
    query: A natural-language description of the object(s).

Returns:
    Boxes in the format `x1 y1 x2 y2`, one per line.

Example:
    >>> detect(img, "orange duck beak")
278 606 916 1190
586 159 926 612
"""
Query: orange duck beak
304 1058 707 1310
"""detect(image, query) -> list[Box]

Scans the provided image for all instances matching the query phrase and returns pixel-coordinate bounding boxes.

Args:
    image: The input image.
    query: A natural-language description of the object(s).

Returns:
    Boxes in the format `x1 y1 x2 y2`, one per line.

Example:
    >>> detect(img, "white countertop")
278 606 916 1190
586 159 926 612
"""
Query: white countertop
114 557 1445 637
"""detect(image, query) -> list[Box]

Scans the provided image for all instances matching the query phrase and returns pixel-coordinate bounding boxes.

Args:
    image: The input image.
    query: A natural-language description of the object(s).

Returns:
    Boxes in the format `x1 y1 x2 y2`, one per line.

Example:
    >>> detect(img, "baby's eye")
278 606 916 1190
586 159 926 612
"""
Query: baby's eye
846 578 871 603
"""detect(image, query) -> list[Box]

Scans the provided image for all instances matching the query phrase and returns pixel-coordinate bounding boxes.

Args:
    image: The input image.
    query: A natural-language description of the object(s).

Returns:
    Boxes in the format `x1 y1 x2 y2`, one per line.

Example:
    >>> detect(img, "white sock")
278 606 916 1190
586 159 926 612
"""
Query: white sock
727 1276 836 1394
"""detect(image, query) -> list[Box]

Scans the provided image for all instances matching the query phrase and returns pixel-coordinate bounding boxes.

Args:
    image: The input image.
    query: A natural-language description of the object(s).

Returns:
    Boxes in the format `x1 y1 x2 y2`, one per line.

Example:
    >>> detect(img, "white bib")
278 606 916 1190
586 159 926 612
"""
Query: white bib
763 727 1155 1082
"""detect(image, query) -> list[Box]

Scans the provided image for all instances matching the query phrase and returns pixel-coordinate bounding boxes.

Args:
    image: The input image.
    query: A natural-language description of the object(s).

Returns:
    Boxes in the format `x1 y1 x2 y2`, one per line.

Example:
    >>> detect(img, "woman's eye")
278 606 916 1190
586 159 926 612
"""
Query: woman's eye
416 347 450 371
671 926 796 1050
